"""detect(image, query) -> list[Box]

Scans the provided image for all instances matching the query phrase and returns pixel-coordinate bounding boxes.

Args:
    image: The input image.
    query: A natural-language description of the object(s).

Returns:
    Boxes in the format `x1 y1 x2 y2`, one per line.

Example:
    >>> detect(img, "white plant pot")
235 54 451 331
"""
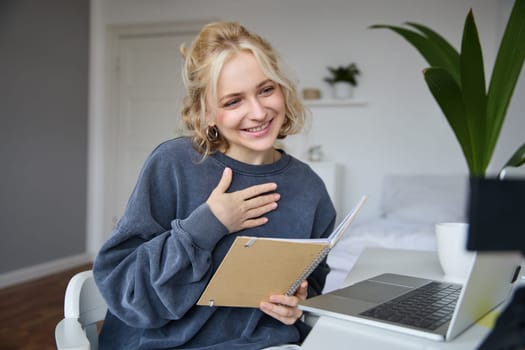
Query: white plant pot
332 82 353 99
435 222 476 283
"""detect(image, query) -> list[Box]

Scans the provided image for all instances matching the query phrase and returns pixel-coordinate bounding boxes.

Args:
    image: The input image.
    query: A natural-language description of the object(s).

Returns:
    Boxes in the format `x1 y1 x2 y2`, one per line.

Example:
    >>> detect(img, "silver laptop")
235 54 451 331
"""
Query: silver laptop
300 252 522 341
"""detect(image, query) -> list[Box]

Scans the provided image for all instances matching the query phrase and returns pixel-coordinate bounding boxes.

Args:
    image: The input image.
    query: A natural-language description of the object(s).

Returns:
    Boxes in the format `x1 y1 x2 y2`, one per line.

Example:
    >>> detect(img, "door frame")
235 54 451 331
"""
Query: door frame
87 19 212 255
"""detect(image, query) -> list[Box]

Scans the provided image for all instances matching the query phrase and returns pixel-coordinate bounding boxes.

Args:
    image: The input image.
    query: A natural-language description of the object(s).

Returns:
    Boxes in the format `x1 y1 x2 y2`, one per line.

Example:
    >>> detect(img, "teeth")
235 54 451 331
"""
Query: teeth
246 121 269 132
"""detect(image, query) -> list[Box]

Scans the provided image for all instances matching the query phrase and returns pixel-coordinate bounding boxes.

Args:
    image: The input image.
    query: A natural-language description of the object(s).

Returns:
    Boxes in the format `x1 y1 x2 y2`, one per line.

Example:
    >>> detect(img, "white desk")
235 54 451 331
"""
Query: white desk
301 248 498 350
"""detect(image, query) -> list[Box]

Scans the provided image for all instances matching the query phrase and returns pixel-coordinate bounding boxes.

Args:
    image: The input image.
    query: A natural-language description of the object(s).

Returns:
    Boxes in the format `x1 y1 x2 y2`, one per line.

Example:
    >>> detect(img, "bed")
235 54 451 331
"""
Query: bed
323 174 469 293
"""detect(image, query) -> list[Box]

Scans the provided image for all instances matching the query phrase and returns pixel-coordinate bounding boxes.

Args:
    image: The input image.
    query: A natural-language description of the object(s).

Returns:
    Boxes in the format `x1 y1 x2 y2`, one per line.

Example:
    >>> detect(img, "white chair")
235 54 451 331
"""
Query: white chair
55 270 107 350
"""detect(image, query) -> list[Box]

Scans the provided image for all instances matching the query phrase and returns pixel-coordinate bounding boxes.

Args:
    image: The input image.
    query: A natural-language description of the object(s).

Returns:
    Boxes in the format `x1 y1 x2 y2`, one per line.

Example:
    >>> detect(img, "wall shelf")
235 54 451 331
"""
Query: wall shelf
303 99 367 107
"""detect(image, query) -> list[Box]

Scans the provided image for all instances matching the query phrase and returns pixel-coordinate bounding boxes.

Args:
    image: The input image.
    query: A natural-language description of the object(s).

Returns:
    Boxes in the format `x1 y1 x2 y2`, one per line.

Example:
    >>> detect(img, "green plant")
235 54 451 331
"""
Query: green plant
370 0 525 177
324 63 360 86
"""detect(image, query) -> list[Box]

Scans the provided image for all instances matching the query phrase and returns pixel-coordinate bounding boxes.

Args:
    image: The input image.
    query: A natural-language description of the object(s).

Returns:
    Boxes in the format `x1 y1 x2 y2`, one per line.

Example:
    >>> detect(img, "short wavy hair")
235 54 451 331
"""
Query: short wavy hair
180 21 309 158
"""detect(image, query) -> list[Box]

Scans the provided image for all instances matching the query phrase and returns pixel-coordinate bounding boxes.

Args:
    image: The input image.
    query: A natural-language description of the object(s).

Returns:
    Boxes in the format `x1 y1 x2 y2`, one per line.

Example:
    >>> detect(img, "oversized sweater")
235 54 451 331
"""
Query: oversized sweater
93 137 337 350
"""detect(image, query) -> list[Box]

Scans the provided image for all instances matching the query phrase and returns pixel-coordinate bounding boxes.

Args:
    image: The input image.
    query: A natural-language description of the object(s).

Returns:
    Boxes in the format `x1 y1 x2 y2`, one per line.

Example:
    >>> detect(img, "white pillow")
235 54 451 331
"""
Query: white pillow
381 175 469 224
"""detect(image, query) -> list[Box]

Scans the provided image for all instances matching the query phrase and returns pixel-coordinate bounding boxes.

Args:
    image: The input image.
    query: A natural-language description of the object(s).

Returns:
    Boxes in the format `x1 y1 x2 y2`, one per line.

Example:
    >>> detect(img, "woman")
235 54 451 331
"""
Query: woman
93 21 336 349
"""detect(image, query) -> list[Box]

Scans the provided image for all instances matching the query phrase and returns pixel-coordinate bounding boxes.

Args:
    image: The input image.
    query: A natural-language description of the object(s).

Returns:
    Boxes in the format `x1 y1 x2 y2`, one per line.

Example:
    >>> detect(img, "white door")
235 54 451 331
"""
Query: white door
107 24 202 235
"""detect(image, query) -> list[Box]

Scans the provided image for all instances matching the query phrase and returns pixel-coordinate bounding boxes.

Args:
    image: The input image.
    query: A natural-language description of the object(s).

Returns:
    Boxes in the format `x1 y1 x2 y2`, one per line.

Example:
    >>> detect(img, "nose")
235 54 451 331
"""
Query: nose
248 97 266 120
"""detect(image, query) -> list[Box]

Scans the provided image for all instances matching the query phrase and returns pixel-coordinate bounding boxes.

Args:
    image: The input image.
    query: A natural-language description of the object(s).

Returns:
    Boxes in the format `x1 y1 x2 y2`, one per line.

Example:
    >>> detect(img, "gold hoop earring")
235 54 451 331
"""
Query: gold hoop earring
206 125 219 142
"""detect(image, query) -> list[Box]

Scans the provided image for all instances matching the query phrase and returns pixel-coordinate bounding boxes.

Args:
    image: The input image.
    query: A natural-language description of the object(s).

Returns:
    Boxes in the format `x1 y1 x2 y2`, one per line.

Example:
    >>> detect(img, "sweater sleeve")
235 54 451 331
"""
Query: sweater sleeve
93 150 228 329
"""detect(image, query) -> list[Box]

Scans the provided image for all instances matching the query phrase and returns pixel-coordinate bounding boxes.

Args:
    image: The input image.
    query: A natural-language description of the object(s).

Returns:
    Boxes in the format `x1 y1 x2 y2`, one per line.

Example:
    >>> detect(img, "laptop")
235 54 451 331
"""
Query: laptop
299 252 522 341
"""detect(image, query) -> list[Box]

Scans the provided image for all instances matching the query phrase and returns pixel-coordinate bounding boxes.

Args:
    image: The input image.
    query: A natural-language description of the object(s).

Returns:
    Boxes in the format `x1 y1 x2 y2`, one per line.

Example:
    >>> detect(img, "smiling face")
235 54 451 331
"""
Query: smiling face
210 51 285 165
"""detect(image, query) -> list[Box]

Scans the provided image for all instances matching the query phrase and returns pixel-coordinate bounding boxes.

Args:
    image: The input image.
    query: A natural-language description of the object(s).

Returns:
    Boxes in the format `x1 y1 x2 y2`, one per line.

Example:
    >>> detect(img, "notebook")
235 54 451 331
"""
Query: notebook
299 252 522 341
197 196 367 308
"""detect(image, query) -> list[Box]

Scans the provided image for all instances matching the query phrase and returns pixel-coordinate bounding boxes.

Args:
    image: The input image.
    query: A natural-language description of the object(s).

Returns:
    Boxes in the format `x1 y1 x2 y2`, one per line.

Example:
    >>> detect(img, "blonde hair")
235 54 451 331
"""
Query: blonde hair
180 21 308 157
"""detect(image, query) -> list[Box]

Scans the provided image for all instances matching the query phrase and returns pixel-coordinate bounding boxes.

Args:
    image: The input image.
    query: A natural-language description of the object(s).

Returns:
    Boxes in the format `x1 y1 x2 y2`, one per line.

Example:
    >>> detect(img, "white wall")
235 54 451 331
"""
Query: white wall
89 0 524 250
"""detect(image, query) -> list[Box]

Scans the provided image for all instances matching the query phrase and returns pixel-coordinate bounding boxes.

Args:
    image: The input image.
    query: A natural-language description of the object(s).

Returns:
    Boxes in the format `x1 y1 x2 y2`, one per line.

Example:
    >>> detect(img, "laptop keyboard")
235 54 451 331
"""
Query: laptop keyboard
360 281 462 331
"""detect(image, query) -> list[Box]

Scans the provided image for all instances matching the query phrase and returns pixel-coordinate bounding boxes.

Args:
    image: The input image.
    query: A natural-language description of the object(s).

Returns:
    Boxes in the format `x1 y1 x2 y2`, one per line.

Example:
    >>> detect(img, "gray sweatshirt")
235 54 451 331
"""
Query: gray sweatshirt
93 137 336 349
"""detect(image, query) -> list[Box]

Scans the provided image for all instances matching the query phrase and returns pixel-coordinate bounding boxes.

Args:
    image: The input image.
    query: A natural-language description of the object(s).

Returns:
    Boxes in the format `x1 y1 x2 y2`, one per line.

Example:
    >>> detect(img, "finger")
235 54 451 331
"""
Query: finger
269 294 299 308
240 182 278 200
244 201 279 220
212 167 233 195
239 216 269 230
231 192 279 220
244 192 280 208
260 302 302 326
295 281 308 301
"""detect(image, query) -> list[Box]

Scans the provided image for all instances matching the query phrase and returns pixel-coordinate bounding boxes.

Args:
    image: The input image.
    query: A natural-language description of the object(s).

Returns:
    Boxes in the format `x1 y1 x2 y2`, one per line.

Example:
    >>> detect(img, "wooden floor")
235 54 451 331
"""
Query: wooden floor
0 263 93 350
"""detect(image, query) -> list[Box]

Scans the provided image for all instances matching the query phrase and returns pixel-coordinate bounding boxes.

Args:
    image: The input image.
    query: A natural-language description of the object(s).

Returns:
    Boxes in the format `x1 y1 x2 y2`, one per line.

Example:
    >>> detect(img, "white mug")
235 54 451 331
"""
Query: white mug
435 222 476 283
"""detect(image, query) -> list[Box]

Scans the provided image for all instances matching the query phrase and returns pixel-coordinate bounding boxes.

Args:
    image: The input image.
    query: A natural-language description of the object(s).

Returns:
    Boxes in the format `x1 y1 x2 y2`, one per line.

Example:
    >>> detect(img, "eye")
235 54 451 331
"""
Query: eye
259 84 275 96
222 98 241 108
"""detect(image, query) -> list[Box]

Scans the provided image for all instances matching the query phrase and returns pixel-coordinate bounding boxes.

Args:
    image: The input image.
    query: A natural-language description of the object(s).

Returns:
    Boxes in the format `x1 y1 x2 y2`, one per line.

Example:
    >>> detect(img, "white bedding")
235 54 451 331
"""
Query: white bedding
324 219 437 293
322 174 468 293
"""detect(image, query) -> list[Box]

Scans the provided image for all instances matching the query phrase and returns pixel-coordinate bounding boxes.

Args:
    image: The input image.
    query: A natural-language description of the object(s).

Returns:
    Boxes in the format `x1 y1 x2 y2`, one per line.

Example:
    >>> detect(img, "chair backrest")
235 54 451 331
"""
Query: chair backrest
57 270 107 350
64 271 107 323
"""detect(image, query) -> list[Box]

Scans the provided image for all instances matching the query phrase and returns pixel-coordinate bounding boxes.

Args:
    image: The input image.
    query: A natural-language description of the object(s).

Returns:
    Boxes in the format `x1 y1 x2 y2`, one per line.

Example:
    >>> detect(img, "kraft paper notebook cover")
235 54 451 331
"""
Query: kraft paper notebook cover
197 196 367 308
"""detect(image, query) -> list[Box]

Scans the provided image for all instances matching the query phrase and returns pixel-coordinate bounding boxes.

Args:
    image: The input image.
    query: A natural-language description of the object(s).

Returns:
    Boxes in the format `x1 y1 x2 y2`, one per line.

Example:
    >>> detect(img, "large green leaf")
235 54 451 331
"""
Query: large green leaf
486 0 525 164
369 25 459 78
423 68 475 174
405 22 461 84
371 2 525 177
460 10 487 174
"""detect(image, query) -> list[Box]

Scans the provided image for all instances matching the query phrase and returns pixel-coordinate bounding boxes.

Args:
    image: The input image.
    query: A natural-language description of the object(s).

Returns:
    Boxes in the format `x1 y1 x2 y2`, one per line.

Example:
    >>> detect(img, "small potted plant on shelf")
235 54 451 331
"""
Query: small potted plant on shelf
324 63 360 99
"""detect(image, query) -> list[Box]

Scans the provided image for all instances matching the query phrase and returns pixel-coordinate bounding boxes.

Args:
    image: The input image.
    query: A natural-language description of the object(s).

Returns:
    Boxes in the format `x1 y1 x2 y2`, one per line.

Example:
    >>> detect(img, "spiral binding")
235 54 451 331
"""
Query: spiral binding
286 247 331 296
